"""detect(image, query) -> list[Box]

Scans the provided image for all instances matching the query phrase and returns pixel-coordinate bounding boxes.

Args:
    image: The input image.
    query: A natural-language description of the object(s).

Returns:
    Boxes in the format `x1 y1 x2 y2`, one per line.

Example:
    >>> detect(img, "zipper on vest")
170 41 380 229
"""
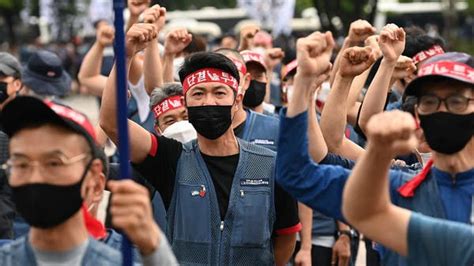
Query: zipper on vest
220 221 224 231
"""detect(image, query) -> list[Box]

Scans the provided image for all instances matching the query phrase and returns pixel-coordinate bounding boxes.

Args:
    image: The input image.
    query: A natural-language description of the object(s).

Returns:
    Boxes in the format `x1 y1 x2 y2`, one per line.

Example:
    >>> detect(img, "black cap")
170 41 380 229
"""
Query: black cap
2 96 98 155
22 50 72 97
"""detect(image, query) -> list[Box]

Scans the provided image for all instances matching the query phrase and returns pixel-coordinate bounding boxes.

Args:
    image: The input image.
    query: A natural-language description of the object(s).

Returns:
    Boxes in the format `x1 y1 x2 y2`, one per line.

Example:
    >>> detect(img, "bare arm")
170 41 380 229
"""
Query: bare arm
99 23 157 163
274 233 297 266
307 82 329 163
358 24 406 133
78 23 115 96
320 47 375 160
142 5 166 94
294 203 313 266
162 28 192 83
343 110 418 256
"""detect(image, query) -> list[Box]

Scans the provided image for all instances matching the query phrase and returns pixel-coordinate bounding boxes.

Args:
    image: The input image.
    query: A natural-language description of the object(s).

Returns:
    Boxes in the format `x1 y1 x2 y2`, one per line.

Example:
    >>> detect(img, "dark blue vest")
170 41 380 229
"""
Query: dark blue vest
167 139 276 265
242 110 279 152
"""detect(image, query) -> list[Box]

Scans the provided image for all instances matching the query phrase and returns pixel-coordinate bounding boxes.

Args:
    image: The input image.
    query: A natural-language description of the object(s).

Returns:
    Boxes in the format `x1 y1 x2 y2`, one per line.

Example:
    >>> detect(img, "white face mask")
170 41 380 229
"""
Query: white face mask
419 152 432 166
162 120 197 143
285 85 294 103
317 82 331 103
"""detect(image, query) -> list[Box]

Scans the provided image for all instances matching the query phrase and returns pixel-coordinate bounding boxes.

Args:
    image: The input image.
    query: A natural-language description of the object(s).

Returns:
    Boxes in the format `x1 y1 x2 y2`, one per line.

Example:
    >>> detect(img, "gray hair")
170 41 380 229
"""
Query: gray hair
149 83 184 109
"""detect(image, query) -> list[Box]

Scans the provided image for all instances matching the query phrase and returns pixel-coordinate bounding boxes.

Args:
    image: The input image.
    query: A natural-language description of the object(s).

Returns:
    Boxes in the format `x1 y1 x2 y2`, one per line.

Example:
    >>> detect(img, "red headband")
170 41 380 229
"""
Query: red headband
412 45 445 65
152 95 183 119
241 51 267 70
231 58 247 74
417 61 474 83
182 68 239 94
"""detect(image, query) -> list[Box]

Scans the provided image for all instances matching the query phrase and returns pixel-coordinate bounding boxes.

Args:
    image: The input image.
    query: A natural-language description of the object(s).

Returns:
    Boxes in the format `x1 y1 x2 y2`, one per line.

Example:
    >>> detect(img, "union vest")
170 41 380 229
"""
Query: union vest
167 139 276 265
242 110 279 152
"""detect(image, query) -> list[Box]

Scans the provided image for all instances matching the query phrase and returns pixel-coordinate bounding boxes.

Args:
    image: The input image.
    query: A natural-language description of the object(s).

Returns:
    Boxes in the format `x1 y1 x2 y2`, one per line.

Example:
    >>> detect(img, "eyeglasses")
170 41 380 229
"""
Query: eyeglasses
417 95 474 114
1 153 90 179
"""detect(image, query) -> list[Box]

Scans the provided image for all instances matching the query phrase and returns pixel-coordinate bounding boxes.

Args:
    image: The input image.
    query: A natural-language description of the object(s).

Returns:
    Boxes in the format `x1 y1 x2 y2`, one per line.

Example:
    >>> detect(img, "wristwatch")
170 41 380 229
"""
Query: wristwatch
337 229 354 239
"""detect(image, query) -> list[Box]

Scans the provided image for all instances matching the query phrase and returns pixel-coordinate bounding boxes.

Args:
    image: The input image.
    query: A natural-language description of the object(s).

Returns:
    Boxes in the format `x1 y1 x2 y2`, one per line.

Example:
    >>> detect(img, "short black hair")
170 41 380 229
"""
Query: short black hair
403 26 446 58
95 148 109 178
178 52 240 86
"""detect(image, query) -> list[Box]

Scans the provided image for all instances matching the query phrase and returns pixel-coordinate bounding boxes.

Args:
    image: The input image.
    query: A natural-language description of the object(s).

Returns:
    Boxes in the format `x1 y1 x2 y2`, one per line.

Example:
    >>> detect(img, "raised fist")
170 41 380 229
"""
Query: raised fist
96 23 115 47
366 110 418 156
339 46 377 78
126 23 157 57
391 55 416 81
128 0 150 18
378 24 406 63
296 31 334 77
239 24 260 51
365 35 382 59
348 19 376 44
142 5 166 32
264 48 285 71
164 28 193 56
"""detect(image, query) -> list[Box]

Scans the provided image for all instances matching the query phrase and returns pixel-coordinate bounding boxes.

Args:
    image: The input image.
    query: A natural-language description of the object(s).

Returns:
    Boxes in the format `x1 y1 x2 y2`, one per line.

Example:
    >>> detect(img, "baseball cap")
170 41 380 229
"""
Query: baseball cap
0 52 22 78
2 96 98 155
22 50 72 97
241 50 267 72
283 59 297 80
405 52 474 96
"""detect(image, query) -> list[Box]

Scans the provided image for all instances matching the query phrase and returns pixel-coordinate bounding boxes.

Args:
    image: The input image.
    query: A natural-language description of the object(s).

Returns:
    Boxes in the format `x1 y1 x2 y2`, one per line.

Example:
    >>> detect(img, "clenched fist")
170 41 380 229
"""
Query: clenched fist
296 31 334 77
366 110 418 156
126 23 158 57
338 46 377 78
164 28 193 56
238 25 260 51
265 48 285 71
348 19 376 44
378 24 406 63
391 56 417 81
142 4 166 33
96 23 115 47
128 0 150 18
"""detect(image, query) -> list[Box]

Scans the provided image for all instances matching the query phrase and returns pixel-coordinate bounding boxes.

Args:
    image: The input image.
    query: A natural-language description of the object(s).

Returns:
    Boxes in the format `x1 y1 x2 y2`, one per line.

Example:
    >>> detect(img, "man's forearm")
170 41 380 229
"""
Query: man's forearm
330 38 353 85
264 70 273 103
320 74 354 152
308 98 328 163
162 53 175 83
273 233 297 266
144 40 163 94
343 144 393 223
358 59 396 131
78 42 107 96
298 203 313 250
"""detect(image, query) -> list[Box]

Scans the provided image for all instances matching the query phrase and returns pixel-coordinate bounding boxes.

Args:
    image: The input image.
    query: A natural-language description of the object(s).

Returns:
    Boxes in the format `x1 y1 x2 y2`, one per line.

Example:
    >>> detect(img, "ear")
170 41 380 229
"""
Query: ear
239 73 251 96
82 159 105 205
12 79 22 93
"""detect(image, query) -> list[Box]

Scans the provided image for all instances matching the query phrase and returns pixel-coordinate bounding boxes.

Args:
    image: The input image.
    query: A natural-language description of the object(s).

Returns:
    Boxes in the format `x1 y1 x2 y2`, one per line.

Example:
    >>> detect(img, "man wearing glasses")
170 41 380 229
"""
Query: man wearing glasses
0 96 177 265
276 43 473 265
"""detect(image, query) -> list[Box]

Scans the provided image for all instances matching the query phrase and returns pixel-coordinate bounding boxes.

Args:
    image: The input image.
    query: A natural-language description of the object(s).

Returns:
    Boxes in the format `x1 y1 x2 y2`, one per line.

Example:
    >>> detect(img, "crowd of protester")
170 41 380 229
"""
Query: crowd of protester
0 0 472 265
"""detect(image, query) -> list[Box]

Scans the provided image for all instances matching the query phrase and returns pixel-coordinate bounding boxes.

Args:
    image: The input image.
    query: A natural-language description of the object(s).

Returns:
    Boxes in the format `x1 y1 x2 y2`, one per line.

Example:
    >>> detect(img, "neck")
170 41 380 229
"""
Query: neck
232 103 247 129
252 104 264 114
432 139 474 174
29 211 89 252
198 128 239 156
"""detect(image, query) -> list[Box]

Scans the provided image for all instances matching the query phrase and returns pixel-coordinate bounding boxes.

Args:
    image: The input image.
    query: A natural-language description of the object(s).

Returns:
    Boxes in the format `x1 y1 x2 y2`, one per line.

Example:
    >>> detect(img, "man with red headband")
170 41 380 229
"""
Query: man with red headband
149 83 196 143
100 23 300 265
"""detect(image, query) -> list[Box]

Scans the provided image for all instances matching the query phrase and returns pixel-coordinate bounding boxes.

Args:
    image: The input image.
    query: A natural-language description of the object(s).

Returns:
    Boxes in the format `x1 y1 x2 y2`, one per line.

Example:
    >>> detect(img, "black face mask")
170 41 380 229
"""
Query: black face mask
187 105 233 140
243 80 266 108
0 82 9 104
419 112 474 154
11 161 92 229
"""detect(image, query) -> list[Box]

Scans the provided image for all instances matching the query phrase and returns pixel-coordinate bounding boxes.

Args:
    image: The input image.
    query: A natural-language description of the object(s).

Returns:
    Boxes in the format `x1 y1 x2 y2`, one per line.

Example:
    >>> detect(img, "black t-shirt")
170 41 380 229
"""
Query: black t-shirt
133 133 300 233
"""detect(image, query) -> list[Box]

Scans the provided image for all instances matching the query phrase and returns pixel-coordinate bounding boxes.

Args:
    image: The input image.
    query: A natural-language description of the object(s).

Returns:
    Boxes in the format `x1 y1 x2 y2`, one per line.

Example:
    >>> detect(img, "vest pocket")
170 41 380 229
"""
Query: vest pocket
173 183 212 243
231 189 271 247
